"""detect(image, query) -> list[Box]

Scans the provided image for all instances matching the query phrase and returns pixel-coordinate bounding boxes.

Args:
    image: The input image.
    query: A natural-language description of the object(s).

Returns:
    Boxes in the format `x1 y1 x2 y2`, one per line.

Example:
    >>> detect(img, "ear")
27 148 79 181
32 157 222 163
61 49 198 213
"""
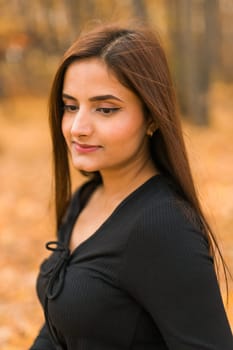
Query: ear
146 120 158 137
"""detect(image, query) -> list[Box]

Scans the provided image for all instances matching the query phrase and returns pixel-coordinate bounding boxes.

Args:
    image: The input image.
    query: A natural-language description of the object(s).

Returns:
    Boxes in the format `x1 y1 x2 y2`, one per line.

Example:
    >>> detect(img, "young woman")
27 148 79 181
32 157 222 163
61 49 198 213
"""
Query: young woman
30 23 233 349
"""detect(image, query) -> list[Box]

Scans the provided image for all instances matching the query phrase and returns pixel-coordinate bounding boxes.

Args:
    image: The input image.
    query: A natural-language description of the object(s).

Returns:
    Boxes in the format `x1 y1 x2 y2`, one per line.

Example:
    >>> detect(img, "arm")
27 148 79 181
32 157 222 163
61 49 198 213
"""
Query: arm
29 324 56 350
120 200 233 349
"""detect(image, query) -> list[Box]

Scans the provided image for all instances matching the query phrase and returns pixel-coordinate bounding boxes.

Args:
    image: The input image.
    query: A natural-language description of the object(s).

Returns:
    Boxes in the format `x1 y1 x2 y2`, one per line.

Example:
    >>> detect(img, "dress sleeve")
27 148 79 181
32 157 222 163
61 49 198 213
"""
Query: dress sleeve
29 323 56 350
120 200 233 349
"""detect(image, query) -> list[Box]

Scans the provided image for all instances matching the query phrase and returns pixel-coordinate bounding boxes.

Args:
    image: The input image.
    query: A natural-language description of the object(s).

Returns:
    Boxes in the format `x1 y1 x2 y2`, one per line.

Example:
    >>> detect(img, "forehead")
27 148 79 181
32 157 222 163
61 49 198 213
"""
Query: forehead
63 58 116 87
62 58 143 109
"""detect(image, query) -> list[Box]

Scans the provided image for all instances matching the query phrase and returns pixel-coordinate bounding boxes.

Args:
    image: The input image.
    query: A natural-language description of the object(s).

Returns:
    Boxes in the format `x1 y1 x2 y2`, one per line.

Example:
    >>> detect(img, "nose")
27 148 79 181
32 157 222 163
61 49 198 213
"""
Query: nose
70 107 93 137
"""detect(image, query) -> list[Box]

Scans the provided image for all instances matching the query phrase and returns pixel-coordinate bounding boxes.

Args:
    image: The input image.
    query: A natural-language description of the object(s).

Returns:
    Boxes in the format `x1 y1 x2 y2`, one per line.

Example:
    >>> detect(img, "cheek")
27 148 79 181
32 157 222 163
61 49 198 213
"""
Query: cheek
110 117 146 143
61 116 71 141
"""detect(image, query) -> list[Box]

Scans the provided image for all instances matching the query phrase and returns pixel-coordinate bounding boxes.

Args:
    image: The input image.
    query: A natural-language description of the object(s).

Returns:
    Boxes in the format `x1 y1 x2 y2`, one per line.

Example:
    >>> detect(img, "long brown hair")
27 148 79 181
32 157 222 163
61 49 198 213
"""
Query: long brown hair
49 23 229 289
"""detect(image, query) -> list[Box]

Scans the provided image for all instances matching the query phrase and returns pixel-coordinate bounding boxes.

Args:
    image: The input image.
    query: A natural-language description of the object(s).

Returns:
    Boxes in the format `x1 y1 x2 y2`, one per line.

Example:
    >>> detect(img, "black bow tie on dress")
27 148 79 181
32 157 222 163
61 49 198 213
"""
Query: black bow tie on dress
39 241 71 348
45 241 70 300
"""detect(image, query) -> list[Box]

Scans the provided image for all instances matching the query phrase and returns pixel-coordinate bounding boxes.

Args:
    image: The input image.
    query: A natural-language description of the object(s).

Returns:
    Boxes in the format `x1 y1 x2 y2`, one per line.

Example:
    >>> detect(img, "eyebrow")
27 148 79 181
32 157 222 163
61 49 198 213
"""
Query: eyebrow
62 93 123 102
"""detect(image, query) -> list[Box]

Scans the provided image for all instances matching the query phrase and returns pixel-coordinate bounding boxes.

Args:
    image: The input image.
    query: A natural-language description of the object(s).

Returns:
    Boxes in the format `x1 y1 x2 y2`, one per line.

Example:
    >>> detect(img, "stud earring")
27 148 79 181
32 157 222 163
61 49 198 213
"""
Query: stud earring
147 129 154 137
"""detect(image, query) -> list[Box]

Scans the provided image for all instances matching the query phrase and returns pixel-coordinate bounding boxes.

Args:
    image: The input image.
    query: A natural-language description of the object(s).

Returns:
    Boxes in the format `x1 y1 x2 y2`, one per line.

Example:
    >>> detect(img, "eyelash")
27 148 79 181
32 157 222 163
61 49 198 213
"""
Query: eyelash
96 107 120 115
63 105 78 112
63 105 120 116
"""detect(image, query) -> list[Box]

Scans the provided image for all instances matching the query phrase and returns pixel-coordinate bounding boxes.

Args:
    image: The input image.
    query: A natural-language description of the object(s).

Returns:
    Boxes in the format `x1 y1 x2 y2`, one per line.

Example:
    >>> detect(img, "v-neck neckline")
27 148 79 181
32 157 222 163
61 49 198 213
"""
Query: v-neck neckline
65 174 162 257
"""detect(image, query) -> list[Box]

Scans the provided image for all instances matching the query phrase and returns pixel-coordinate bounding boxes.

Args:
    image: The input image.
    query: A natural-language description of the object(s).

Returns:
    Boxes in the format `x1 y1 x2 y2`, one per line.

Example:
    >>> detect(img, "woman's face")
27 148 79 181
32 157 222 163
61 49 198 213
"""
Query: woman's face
61 58 152 175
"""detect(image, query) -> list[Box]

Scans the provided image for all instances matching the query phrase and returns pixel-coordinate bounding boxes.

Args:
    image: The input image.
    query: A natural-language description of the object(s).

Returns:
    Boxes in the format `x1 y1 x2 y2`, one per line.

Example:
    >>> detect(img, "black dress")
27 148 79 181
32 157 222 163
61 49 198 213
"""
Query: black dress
30 175 233 349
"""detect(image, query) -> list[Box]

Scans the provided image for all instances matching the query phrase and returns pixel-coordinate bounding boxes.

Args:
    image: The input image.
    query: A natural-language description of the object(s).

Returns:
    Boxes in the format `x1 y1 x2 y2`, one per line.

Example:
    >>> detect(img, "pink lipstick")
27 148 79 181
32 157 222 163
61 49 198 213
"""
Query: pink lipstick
72 142 101 154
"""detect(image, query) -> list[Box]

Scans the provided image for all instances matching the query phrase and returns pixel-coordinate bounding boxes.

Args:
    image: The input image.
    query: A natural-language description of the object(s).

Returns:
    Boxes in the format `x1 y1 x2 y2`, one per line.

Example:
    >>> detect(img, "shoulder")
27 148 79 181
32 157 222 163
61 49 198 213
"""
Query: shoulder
136 176 203 237
126 177 209 260
120 178 212 290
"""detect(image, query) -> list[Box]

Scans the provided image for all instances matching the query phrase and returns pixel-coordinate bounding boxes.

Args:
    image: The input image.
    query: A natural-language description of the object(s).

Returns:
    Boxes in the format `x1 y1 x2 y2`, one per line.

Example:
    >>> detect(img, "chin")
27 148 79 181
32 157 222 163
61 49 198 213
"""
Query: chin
72 162 99 174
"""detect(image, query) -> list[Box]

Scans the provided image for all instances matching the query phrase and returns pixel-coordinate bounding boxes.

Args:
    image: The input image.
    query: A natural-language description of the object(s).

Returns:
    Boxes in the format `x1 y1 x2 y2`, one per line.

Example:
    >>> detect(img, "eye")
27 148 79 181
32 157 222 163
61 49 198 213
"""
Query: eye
63 104 79 113
96 107 120 116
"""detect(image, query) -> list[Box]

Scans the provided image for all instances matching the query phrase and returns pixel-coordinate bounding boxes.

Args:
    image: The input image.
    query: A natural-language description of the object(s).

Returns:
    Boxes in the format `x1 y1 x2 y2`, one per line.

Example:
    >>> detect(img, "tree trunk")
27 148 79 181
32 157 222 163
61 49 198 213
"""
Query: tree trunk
165 0 219 125
132 0 147 21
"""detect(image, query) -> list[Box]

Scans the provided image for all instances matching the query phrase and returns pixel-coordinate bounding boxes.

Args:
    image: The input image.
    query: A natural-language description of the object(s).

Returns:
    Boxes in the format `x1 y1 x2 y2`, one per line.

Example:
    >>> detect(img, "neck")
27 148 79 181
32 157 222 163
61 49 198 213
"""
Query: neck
98 157 158 201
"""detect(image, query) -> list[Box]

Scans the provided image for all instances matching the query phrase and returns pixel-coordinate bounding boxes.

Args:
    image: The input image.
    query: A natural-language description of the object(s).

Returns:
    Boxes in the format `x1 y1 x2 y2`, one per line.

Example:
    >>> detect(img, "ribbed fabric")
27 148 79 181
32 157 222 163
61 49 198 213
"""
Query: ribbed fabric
30 175 233 350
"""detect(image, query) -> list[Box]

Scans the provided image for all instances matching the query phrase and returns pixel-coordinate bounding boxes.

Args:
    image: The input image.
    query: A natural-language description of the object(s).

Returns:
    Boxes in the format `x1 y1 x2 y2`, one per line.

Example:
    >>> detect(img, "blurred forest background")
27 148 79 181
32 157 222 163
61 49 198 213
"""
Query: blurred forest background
0 0 233 349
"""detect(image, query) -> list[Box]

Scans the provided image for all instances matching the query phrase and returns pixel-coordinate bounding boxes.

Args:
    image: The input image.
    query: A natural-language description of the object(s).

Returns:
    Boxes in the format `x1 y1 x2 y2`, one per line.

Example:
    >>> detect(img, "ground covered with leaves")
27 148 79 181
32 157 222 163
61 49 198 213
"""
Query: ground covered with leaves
0 84 232 349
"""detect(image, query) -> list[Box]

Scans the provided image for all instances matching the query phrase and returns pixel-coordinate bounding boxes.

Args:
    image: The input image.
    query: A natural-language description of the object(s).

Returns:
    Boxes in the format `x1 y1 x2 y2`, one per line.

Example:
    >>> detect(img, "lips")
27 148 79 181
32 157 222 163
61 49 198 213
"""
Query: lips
72 141 102 153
